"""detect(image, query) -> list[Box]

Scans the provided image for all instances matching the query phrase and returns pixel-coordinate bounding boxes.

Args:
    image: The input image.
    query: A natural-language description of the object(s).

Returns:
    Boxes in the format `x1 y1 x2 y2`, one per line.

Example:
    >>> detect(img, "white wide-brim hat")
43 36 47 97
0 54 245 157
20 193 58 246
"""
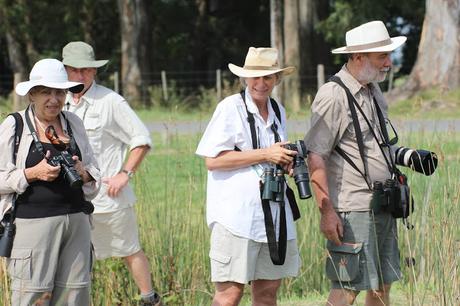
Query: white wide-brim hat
62 41 108 68
332 20 407 54
15 59 84 96
228 47 295 78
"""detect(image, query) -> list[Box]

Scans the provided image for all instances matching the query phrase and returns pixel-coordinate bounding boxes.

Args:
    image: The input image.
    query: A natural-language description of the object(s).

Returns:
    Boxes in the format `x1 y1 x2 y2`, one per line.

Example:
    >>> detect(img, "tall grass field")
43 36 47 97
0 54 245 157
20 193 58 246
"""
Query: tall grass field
0 128 458 305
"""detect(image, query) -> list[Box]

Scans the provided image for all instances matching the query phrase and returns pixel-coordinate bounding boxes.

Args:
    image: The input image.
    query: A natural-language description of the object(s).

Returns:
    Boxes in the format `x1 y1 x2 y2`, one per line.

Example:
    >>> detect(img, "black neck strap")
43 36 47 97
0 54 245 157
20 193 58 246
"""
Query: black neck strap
25 105 77 156
330 76 396 189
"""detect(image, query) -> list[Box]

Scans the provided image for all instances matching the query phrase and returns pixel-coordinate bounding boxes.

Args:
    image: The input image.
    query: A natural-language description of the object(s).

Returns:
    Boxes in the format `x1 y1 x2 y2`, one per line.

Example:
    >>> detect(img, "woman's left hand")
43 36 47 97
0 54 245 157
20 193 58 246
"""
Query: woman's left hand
72 156 92 183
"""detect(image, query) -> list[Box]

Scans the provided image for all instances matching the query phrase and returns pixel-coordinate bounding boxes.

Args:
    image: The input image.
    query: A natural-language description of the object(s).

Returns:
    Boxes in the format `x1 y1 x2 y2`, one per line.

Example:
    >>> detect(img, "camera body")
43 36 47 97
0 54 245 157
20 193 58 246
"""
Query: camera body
48 151 83 189
395 146 438 176
0 214 16 257
282 140 312 199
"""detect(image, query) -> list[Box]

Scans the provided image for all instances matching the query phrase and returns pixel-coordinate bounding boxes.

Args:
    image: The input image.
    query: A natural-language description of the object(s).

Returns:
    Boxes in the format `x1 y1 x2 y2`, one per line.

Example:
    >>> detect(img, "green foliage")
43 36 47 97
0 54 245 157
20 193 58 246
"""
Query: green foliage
317 0 425 72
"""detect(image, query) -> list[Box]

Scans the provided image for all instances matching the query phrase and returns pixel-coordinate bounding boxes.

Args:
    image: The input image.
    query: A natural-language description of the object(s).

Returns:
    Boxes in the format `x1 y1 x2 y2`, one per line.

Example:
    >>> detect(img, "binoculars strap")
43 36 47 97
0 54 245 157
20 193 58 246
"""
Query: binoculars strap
261 197 287 265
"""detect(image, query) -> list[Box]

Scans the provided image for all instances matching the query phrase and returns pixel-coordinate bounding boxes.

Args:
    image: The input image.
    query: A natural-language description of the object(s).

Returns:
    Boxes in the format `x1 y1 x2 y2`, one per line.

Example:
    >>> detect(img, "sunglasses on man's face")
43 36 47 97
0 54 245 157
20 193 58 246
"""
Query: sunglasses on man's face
45 125 69 151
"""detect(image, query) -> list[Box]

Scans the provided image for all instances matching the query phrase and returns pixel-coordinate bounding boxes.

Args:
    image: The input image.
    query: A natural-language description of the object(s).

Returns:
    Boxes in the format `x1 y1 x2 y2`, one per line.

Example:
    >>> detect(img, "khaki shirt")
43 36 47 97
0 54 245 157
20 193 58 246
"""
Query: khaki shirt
305 65 393 211
65 82 151 213
0 109 101 219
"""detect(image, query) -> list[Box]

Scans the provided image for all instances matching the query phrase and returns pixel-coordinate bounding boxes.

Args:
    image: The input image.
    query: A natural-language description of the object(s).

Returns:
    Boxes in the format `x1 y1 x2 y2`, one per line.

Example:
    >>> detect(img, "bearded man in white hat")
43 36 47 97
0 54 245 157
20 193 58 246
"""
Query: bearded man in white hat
61 41 161 306
305 21 407 305
196 47 301 305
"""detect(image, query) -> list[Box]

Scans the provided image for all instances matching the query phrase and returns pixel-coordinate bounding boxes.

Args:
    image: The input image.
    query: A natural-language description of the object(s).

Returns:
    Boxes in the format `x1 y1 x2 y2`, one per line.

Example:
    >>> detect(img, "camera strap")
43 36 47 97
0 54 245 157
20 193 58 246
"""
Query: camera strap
25 106 78 157
238 90 300 265
329 76 396 188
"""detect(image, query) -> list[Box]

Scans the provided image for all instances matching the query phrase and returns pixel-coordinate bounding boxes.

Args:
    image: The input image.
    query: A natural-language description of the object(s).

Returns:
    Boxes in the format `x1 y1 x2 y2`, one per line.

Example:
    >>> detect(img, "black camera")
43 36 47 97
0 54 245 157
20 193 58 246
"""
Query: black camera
48 151 83 189
283 140 312 199
0 213 15 257
395 146 438 176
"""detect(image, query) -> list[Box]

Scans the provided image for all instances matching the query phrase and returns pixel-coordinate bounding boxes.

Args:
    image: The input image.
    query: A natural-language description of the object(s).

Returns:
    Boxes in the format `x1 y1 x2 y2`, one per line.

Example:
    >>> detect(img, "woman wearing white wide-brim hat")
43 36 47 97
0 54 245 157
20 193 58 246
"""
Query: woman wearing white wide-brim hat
196 47 301 305
0 58 100 305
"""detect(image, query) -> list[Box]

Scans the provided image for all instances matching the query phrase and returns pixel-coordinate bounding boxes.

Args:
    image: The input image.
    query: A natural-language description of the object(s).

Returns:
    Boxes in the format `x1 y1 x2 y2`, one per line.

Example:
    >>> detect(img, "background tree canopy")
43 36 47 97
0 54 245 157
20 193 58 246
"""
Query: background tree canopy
1 0 458 109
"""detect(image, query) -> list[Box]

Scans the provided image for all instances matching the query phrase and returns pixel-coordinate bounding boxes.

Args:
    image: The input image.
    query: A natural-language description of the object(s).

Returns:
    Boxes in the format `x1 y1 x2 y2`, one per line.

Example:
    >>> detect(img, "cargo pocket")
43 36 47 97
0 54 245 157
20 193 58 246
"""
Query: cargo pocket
7 248 32 280
209 249 231 264
325 242 363 282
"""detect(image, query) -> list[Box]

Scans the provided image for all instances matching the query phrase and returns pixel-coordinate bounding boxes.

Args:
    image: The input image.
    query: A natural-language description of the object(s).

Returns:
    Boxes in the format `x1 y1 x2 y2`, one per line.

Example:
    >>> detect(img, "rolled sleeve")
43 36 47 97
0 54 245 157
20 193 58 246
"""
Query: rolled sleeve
305 83 347 159
196 100 238 158
112 100 152 150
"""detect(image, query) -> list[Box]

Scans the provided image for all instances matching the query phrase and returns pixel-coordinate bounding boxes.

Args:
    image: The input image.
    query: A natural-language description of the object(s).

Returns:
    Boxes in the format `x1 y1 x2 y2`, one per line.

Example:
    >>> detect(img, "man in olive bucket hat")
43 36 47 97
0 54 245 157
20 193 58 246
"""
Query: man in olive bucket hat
305 21 407 305
62 41 161 306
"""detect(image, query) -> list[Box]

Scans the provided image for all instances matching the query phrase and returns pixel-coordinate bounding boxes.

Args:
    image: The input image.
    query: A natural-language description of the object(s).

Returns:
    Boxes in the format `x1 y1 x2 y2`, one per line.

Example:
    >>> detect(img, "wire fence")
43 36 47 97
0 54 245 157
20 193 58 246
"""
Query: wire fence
0 65 396 107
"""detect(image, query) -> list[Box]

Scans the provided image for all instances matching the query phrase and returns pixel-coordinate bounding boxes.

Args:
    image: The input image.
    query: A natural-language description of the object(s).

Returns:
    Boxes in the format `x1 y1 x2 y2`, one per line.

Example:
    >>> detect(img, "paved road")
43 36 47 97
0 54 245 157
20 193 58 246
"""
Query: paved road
146 119 460 135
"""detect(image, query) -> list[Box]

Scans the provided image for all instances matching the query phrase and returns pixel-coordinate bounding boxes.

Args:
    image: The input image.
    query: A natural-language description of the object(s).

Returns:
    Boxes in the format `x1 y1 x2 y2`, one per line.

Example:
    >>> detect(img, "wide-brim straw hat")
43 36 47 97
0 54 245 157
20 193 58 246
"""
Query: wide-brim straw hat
62 41 108 68
15 59 84 96
228 47 295 78
332 20 407 54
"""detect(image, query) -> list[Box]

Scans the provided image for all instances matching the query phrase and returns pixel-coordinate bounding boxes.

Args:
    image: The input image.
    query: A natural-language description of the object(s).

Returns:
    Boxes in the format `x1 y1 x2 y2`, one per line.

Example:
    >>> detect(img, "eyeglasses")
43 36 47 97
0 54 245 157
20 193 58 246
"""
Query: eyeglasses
45 125 69 151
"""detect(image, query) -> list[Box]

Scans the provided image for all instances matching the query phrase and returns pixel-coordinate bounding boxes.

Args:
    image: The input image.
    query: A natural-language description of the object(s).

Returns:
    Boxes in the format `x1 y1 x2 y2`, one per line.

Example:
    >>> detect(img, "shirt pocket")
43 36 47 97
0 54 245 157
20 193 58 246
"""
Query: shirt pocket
84 113 102 154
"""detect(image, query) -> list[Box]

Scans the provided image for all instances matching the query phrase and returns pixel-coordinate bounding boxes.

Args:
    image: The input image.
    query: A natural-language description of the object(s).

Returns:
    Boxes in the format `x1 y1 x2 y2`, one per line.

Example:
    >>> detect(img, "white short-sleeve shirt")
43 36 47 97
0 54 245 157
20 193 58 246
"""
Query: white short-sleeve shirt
196 89 297 242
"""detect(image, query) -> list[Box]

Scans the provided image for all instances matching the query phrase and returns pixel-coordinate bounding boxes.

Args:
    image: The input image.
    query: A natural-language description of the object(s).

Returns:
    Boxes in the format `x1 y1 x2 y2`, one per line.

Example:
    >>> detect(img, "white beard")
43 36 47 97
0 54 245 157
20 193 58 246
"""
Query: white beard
356 59 389 84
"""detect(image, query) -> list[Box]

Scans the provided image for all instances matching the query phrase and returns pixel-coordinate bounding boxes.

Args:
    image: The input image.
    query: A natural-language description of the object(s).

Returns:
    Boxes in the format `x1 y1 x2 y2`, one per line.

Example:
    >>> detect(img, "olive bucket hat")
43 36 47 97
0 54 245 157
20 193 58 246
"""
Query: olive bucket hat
62 41 108 68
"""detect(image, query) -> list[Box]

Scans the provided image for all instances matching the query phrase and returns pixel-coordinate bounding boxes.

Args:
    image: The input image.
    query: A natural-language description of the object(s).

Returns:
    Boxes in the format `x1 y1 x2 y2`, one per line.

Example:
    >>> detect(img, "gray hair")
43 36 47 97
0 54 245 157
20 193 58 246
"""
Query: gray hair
239 72 283 87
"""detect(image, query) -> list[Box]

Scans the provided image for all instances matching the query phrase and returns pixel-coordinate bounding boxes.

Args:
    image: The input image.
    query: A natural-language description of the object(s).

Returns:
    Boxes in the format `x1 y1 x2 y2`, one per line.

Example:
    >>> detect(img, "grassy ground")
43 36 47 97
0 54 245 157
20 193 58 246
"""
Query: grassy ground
0 89 459 305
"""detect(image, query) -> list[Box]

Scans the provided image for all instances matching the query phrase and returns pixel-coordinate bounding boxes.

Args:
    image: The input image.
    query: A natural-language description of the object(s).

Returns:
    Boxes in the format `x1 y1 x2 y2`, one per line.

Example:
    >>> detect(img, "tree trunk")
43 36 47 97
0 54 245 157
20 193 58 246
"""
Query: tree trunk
283 0 301 112
270 0 285 103
388 0 460 101
118 0 151 107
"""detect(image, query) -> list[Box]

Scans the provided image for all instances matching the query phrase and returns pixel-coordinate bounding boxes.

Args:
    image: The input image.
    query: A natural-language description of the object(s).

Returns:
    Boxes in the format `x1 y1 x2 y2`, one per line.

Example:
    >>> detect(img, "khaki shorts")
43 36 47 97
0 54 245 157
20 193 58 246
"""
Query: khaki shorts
7 213 91 306
91 207 141 259
325 211 401 291
210 223 300 284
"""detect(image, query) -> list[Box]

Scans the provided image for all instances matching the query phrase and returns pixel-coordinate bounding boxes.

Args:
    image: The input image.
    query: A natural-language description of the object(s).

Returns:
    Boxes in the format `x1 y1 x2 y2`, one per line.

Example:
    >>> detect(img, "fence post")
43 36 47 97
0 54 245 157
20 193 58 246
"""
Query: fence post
317 64 325 90
216 69 222 102
161 70 168 101
113 71 119 93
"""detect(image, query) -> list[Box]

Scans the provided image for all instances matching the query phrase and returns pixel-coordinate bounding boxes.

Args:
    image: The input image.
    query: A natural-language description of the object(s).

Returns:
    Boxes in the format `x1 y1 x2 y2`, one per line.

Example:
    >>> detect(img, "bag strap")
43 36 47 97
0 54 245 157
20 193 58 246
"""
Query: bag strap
5 112 24 221
9 113 23 165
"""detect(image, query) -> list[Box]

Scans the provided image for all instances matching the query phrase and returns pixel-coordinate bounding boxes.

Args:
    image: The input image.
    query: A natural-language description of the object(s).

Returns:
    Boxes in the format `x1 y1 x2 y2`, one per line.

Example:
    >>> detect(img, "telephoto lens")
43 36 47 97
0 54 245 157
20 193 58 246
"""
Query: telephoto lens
395 147 438 176
0 221 16 257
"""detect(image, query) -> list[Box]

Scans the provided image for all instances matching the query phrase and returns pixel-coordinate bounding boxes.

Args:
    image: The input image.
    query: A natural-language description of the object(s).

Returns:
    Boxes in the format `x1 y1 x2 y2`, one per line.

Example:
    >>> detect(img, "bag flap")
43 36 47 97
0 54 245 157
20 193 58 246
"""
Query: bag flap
327 242 363 254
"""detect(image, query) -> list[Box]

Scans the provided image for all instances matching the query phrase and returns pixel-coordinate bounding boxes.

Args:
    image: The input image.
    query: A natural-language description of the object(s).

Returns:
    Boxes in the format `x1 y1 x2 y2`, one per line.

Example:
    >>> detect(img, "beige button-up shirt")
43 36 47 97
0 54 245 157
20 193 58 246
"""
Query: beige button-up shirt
65 82 152 213
305 65 393 211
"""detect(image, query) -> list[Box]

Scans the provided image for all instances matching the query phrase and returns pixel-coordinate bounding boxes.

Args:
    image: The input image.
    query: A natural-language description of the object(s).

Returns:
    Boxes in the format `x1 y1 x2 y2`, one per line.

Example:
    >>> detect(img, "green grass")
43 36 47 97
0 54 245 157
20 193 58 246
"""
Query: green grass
0 104 459 305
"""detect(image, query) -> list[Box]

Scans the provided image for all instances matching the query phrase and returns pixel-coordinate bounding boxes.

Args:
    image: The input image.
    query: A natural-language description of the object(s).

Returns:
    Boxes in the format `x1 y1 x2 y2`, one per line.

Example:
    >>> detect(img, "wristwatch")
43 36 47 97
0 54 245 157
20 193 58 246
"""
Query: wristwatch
121 169 134 179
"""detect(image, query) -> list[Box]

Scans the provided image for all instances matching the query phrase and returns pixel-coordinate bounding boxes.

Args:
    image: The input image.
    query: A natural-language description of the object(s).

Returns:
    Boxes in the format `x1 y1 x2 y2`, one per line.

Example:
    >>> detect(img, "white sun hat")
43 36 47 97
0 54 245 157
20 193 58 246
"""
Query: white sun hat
15 59 84 96
332 20 407 54
228 47 295 78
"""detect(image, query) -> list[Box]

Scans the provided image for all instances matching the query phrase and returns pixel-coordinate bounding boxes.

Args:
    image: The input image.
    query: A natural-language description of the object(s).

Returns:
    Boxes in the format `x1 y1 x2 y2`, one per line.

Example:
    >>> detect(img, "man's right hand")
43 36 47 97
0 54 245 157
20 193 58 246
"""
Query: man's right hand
320 208 343 245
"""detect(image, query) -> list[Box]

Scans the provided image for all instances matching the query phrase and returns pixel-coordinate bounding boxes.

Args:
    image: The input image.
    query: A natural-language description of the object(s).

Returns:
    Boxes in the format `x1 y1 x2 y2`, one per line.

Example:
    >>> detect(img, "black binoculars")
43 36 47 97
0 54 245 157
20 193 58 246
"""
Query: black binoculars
261 140 312 202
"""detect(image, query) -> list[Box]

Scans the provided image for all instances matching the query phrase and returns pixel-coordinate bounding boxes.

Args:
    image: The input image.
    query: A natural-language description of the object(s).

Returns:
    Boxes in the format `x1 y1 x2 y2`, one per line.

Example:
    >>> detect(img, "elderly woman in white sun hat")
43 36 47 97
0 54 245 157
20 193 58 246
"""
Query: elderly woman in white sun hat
0 58 100 305
196 47 301 306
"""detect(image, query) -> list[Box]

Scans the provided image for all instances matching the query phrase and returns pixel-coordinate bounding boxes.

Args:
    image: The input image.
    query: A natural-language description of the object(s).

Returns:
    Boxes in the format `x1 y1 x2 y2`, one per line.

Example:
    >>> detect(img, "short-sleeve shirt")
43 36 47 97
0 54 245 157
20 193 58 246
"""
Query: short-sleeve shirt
196 89 297 242
65 81 152 213
305 65 392 212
